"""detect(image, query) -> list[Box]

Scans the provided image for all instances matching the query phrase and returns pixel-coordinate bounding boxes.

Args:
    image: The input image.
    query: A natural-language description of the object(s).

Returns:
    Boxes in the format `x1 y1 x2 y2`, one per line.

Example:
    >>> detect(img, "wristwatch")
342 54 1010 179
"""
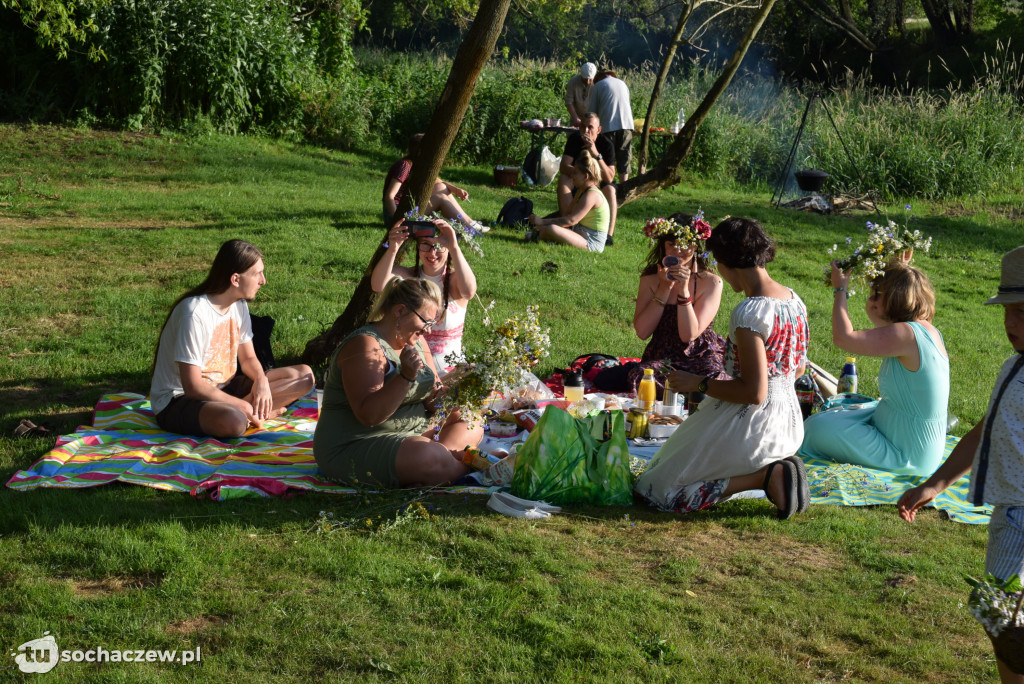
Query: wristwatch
696 376 710 393
595 154 602 161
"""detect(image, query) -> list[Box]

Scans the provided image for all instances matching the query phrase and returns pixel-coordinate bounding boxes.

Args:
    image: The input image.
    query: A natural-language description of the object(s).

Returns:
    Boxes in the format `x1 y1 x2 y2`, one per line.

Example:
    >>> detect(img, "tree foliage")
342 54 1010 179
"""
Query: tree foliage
2 0 105 58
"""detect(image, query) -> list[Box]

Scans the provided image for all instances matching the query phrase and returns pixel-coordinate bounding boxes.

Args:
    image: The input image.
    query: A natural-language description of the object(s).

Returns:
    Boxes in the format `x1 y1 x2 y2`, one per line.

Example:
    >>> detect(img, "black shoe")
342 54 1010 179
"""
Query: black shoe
605 235 614 247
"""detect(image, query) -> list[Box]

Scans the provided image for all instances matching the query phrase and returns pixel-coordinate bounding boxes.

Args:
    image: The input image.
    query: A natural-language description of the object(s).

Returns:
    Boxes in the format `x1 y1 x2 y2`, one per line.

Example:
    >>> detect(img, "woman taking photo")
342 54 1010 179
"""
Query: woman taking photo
526 150 609 253
799 260 949 476
313 277 483 488
629 212 725 392
634 217 811 519
372 218 477 376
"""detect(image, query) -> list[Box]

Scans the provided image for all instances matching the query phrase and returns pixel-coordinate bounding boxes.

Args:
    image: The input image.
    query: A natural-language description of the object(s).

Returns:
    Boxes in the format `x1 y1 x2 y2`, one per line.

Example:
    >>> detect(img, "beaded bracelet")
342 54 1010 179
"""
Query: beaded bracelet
833 286 848 298
678 295 694 305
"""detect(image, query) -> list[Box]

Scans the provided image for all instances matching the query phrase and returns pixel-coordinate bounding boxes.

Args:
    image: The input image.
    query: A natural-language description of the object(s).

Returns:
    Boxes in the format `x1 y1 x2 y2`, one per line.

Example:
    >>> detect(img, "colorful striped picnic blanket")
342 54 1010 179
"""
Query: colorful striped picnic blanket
6 393 493 500
804 434 991 524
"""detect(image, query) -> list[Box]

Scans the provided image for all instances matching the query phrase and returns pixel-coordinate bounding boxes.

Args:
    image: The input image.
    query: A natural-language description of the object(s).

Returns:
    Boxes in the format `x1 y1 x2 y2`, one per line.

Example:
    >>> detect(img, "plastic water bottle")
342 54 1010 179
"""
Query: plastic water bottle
637 369 657 413
837 357 858 395
795 368 815 419
677 107 686 129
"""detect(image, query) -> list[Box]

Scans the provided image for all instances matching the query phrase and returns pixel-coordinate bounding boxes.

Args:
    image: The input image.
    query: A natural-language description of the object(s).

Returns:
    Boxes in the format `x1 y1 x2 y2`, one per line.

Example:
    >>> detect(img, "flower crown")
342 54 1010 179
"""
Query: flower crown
642 211 712 249
402 207 484 257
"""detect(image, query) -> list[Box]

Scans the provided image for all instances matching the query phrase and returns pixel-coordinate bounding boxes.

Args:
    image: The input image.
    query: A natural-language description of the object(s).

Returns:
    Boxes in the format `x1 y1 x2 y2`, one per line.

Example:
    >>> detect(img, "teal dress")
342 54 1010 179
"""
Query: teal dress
799 321 949 476
313 324 436 487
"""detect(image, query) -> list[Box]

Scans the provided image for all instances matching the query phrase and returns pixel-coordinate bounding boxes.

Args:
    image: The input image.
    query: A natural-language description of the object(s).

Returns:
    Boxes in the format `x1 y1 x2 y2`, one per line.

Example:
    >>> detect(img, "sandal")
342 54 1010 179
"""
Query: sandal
763 460 799 520
13 419 52 438
785 455 810 514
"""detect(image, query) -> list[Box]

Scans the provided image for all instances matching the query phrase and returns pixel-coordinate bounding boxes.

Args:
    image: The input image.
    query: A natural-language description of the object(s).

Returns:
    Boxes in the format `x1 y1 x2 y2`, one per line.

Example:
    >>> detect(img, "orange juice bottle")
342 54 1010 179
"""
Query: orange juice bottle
637 368 657 413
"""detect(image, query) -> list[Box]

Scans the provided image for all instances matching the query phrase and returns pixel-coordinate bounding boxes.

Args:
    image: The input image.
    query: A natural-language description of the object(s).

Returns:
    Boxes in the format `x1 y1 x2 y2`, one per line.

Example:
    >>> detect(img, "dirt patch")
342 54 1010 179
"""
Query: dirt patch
72 573 162 597
166 615 229 636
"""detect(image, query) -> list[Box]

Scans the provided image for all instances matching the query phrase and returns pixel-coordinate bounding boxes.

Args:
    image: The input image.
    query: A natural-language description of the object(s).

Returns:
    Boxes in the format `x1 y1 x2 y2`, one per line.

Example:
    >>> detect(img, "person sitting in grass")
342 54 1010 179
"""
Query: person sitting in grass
594 211 725 395
383 133 488 233
314 277 483 488
525 150 609 253
800 259 949 476
150 239 315 438
371 217 477 377
898 245 1024 684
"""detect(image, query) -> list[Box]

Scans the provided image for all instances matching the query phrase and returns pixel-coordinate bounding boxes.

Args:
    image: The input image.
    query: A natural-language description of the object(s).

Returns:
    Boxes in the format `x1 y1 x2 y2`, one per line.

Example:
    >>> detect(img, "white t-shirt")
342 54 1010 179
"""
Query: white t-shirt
150 295 254 415
969 354 1024 506
590 77 634 133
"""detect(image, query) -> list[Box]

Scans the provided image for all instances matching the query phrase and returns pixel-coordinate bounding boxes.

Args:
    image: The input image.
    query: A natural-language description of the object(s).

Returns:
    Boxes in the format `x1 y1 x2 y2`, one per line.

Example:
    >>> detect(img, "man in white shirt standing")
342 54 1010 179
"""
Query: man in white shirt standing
150 239 315 438
590 70 635 183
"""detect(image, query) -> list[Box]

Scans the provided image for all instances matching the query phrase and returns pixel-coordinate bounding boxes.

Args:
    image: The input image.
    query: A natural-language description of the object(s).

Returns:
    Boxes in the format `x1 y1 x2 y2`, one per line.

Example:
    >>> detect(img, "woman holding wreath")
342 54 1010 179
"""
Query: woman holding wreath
798 259 949 476
313 277 483 488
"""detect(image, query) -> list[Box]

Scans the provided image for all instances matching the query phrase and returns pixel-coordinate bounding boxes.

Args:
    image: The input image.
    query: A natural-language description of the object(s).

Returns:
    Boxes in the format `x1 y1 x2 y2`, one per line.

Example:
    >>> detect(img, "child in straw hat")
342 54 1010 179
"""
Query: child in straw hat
899 245 1024 683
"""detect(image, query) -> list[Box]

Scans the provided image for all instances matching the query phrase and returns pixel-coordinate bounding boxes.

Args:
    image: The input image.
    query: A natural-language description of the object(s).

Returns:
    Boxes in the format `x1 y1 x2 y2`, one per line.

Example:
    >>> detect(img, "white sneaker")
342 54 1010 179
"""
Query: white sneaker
470 220 490 233
486 493 551 519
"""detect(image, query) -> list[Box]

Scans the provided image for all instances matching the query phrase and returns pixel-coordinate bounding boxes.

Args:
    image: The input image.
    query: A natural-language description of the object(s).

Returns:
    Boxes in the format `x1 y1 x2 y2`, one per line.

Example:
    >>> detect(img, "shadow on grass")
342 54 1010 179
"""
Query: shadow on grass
0 470 786 535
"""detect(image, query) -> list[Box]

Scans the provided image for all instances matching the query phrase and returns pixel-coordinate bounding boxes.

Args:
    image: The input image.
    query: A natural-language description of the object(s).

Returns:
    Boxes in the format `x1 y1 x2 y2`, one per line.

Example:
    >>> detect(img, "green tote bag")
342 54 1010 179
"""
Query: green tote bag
510 407 632 505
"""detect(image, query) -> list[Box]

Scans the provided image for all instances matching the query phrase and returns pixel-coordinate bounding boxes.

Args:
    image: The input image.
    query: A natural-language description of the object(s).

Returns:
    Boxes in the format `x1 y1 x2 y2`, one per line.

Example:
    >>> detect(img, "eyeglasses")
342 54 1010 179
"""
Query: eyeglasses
409 308 436 334
870 288 882 300
418 242 447 253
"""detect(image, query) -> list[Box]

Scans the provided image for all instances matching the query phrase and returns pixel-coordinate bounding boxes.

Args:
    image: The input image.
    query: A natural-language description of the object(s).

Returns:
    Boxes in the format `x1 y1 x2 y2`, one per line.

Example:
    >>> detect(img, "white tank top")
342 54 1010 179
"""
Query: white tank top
421 270 466 376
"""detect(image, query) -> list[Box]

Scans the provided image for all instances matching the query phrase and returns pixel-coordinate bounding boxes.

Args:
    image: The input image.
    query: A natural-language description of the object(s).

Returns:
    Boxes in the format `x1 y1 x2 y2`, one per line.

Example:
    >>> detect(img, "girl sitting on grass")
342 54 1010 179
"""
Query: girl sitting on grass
525 150 609 253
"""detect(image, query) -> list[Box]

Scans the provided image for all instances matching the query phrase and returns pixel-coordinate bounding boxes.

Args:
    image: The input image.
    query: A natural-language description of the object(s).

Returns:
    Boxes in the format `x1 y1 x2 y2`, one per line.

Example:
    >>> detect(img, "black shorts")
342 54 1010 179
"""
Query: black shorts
155 373 253 436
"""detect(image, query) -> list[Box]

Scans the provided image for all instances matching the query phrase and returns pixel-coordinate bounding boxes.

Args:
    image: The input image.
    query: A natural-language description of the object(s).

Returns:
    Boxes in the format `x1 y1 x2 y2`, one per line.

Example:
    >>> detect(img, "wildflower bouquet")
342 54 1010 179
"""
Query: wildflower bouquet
432 305 551 433
966 573 1024 639
642 210 712 250
403 207 485 257
823 218 932 289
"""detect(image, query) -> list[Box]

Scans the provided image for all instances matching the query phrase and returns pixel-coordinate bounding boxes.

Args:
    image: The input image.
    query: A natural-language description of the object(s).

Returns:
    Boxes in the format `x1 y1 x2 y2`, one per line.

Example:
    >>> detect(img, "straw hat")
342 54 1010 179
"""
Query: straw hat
985 245 1024 305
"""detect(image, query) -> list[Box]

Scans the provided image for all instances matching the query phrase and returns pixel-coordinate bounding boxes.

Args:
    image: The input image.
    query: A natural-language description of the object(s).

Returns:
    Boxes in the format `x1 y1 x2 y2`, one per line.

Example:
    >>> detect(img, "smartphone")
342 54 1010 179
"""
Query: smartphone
403 220 437 238
662 255 680 280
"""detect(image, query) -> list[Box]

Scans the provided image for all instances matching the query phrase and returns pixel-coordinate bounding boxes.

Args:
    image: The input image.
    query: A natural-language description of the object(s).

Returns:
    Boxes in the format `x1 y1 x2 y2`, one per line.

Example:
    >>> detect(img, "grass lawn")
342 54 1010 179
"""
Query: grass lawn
1 124 1022 682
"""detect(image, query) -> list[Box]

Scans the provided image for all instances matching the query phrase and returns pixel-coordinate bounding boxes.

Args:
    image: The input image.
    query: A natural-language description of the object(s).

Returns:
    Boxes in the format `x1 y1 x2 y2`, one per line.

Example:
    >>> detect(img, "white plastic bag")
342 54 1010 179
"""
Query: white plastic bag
536 146 559 187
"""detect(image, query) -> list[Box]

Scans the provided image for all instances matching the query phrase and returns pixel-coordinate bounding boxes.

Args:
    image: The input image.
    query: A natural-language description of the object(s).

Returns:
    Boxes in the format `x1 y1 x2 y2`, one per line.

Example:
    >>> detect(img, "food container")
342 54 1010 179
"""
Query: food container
488 420 519 437
647 422 679 439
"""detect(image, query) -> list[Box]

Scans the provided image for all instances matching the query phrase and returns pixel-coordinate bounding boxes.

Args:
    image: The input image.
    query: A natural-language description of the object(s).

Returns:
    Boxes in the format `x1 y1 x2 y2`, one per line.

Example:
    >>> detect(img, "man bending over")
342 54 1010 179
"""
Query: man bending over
150 239 315 438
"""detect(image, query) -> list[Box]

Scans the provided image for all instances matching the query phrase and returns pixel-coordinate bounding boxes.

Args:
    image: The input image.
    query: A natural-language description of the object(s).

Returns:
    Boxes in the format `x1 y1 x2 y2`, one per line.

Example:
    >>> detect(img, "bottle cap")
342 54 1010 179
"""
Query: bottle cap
643 368 654 376
845 357 856 363
564 370 583 387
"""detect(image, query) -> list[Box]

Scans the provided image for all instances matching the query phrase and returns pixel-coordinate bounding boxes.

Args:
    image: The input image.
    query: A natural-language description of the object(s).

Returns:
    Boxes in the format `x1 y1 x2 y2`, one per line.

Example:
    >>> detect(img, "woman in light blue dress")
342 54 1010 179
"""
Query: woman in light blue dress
799 260 949 476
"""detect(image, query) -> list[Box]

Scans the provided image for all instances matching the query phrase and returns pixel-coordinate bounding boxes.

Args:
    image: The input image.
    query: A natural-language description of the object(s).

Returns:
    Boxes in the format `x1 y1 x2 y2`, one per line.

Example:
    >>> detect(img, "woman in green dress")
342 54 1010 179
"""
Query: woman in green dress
313 277 483 487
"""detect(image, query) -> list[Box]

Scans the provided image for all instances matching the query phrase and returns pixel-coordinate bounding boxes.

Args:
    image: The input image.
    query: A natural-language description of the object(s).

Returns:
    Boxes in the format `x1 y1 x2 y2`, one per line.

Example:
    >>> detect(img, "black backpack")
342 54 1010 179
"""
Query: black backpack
496 196 534 228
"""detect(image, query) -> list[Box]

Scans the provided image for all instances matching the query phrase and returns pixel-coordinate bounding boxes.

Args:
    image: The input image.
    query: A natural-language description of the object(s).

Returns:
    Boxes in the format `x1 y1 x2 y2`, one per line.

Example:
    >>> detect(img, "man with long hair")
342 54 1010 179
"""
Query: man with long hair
150 239 315 438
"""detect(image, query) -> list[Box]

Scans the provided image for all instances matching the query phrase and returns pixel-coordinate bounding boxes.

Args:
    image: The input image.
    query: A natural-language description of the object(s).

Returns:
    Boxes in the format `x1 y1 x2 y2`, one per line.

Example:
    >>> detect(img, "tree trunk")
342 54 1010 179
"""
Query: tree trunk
301 0 513 367
636 2 695 175
617 0 781 205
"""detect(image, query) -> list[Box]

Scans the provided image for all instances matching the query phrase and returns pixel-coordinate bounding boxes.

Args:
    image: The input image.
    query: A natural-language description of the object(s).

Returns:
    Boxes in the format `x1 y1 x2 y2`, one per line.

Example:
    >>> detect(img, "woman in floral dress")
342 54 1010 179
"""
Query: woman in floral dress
634 217 811 518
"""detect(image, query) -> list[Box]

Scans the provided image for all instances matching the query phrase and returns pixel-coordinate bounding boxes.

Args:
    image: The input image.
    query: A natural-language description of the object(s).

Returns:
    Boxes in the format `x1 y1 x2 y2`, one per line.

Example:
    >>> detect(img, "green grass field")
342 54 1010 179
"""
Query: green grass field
1 125 1021 682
